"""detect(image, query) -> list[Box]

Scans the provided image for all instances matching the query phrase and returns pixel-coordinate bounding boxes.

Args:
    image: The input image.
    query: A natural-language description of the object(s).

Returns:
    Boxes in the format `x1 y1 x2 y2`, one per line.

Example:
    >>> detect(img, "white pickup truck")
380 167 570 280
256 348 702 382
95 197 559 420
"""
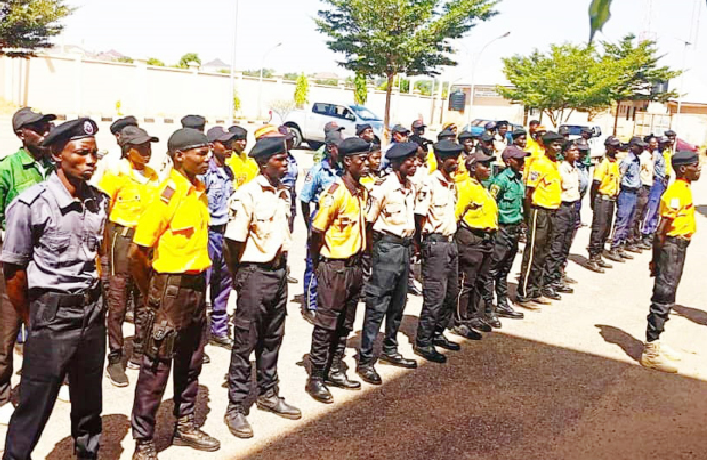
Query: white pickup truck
283 102 384 149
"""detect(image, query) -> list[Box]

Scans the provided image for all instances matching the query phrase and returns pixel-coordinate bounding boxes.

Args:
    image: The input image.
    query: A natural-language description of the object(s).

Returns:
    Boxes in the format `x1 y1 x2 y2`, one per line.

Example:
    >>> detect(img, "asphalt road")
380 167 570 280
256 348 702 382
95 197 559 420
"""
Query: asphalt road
0 149 706 460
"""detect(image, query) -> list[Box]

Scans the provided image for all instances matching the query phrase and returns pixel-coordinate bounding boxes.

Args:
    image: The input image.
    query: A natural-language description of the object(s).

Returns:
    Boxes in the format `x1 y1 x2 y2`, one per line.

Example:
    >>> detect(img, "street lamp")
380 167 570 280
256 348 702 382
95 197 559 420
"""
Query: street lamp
228 0 240 125
257 42 282 120
466 31 511 125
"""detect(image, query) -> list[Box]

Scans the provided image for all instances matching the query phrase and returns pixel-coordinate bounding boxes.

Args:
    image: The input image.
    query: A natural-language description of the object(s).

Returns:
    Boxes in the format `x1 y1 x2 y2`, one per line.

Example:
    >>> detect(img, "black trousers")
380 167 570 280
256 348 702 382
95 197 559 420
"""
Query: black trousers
546 201 578 286
647 237 689 342
488 224 522 308
0 240 22 406
517 207 554 299
455 227 494 323
360 237 410 363
310 258 362 371
415 238 458 348
228 264 287 408
4 286 104 460
131 273 207 440
588 195 615 257
629 185 651 243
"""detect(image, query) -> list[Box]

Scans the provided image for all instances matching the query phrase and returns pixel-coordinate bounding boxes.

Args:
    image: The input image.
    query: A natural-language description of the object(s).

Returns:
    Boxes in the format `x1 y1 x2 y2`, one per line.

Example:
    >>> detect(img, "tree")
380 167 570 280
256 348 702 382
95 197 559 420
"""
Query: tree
316 0 498 140
116 56 134 63
243 68 274 78
177 53 200 69
353 73 368 105
146 57 165 66
602 34 681 135
270 99 297 123
294 73 309 108
284 72 299 81
0 0 73 57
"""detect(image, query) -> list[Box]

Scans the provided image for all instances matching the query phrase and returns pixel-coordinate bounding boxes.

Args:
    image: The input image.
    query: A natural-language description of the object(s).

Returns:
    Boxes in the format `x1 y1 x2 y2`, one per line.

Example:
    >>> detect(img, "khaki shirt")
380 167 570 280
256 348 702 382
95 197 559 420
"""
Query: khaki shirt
559 161 580 203
639 150 654 187
415 170 457 236
225 175 291 263
367 172 416 237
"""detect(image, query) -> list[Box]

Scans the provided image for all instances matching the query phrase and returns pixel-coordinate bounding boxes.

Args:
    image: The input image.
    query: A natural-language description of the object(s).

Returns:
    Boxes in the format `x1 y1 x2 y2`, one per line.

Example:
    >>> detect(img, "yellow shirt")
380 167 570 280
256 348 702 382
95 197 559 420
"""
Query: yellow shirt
663 147 674 180
367 173 416 238
523 142 544 183
98 159 160 228
593 157 620 197
527 154 561 210
660 178 695 238
415 169 457 236
456 177 498 230
133 169 211 274
426 151 437 174
454 153 470 184
312 179 367 259
228 151 259 188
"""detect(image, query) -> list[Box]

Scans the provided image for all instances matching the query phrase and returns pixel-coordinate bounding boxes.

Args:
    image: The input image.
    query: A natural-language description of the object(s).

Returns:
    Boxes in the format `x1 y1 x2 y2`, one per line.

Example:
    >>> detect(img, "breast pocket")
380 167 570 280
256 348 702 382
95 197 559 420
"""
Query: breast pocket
170 213 195 249
385 201 407 225
253 205 275 237
40 232 75 267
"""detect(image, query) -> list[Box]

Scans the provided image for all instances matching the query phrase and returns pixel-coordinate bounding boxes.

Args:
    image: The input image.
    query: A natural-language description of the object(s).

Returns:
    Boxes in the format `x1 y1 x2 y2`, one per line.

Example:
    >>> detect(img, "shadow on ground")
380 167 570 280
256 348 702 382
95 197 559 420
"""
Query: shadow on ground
238 329 707 460
595 324 643 362
673 304 707 327
695 204 707 219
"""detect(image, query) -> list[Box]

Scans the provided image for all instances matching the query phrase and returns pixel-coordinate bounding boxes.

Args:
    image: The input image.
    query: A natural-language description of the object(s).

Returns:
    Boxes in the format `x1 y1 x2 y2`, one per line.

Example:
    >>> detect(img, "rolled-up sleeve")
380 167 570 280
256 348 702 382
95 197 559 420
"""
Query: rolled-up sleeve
2 199 33 266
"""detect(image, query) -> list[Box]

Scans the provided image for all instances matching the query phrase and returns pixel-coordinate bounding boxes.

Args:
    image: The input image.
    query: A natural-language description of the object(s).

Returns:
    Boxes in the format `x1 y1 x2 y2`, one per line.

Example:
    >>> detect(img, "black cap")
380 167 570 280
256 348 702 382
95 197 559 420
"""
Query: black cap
629 136 647 148
502 145 529 161
339 137 370 156
110 116 138 135
457 130 475 141
671 151 699 168
386 142 418 161
42 118 98 147
325 130 343 146
433 140 463 157
207 127 236 144
167 128 209 153
118 126 158 147
658 136 669 144
664 130 677 137
485 121 497 131
558 126 570 136
511 128 527 138
604 136 620 146
391 124 410 134
576 141 590 152
324 121 344 133
228 126 248 139
496 120 508 128
542 131 564 144
356 123 372 135
468 151 494 164
249 136 286 160
12 107 56 131
480 132 494 143
438 128 456 140
181 114 206 131
411 120 426 129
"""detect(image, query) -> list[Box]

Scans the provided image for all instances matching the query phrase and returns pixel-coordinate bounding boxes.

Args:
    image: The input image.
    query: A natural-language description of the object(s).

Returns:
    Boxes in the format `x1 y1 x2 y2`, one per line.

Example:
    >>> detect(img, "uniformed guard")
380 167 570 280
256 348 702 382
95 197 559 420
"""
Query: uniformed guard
516 131 563 306
511 128 528 150
2 118 108 459
494 120 509 155
437 128 457 142
586 136 621 273
91 115 138 186
356 123 376 143
409 119 430 147
453 151 498 337
484 121 497 137
223 136 301 438
525 120 540 154
523 125 547 182
358 142 420 385
360 143 382 189
279 126 300 284
640 151 700 373
558 125 571 141
629 135 657 251
305 137 369 403
640 136 669 245
129 128 219 459
99 126 160 386
0 107 55 425
413 140 462 364
488 146 527 320
227 126 258 188
663 129 677 181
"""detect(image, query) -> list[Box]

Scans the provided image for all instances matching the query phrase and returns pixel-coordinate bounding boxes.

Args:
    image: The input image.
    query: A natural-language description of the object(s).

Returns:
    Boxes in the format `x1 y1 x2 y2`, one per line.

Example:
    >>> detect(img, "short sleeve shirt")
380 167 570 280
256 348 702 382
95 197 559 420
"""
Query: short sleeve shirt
132 169 211 274
639 150 654 187
201 158 234 226
225 175 292 263
456 177 498 230
526 155 561 209
490 168 524 225
653 150 667 182
0 148 54 229
98 159 160 228
311 179 367 259
659 178 695 238
559 161 580 202
415 170 457 236
1 173 108 291
367 173 416 238
300 159 342 207
227 151 259 189
620 153 641 189
594 158 620 196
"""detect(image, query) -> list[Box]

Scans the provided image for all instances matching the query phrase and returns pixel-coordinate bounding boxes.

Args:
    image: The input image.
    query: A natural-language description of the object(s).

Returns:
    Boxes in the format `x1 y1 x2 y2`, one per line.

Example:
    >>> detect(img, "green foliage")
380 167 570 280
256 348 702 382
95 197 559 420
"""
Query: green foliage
377 76 410 93
283 72 299 81
146 57 165 66
116 56 134 63
314 78 339 86
0 0 73 57
294 73 309 107
588 0 612 42
177 53 200 69
233 90 241 116
415 80 433 96
354 73 368 104
243 69 274 78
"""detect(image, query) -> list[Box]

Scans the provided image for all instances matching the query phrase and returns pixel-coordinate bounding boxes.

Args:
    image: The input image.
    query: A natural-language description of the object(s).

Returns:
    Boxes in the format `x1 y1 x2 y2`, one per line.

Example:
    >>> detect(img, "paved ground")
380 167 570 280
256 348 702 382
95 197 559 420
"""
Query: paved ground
0 125 706 458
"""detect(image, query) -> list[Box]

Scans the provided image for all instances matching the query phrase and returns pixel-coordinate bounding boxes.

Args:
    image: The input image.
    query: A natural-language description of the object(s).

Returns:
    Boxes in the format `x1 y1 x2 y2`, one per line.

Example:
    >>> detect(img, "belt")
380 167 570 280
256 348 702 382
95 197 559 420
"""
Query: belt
375 232 413 246
423 233 454 243
599 194 617 201
460 225 496 237
561 201 578 207
620 186 640 193
209 224 227 233
154 271 206 288
321 253 362 267
242 254 287 270
530 204 557 212
31 282 102 307
113 223 135 238
665 235 691 247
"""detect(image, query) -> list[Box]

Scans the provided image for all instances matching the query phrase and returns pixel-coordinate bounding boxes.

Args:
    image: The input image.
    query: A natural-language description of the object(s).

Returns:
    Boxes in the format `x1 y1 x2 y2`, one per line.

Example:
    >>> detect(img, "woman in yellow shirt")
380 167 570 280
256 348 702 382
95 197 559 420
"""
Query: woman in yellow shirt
98 126 160 387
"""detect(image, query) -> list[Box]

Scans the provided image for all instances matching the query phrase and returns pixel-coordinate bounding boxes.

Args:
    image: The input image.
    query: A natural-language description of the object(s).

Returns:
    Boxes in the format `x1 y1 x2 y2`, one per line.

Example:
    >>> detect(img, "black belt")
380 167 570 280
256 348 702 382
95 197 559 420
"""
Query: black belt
375 232 413 246
31 282 102 307
113 223 135 238
153 272 206 288
499 222 522 227
561 201 578 207
620 186 640 193
665 235 691 249
242 254 287 270
530 204 557 212
321 253 362 267
423 233 454 243
209 224 227 233
460 225 496 237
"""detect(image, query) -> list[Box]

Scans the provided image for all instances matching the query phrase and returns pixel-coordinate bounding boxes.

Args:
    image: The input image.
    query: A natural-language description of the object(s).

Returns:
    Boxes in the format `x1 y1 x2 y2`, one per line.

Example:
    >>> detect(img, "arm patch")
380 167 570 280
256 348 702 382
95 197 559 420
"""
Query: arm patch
160 185 175 204
327 183 339 194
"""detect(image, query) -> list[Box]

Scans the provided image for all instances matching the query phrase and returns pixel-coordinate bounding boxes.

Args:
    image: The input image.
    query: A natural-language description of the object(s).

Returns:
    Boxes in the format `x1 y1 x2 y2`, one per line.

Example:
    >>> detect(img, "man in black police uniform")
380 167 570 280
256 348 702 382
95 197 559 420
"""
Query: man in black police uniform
2 119 108 459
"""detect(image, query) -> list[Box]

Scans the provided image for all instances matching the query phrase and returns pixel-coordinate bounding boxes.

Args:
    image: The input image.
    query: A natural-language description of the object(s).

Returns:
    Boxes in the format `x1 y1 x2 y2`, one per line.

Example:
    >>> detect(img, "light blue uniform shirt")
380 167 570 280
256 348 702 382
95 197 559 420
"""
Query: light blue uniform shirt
201 158 233 226
619 152 641 189
299 158 342 206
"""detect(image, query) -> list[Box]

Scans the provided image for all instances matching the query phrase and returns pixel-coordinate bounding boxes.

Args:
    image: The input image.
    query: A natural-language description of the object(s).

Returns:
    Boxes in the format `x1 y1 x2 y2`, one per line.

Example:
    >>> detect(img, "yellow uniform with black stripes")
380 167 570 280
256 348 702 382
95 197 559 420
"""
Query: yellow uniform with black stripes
456 176 498 230
312 179 367 259
660 178 696 238
526 154 561 209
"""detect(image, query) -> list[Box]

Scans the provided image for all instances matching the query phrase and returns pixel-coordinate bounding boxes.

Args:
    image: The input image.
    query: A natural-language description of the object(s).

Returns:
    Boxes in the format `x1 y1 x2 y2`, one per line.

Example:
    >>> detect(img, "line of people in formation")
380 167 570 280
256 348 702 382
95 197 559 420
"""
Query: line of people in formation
0 108 699 459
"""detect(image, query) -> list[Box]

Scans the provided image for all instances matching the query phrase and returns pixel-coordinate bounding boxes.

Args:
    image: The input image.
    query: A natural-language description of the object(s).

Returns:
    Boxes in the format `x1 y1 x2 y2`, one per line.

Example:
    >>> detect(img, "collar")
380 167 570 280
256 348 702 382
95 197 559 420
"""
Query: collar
118 159 158 184
207 158 231 179
392 171 413 192
255 174 287 194
17 148 50 168
46 172 97 210
432 169 453 187
169 168 205 194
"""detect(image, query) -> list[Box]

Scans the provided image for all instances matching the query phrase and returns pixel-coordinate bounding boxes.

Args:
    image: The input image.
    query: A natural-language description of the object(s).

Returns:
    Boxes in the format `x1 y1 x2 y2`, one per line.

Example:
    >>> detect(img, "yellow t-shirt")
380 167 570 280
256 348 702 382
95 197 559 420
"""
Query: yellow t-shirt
312 179 367 259
228 151 259 188
593 157 620 197
660 178 695 238
526 154 561 210
523 143 544 183
98 159 160 228
456 177 498 230
454 153 470 184
663 148 674 180
133 169 211 274
426 151 437 174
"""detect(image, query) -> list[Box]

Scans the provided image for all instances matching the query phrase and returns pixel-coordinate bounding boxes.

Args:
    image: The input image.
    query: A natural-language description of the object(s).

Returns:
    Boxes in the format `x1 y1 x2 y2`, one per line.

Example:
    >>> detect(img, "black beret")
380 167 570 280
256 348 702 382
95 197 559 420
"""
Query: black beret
356 123 372 135
433 140 463 157
228 126 248 139
511 128 527 138
671 151 699 168
664 130 677 137
181 114 206 130
542 131 564 143
167 128 209 153
249 136 287 159
386 142 418 161
110 116 138 135
12 107 56 131
437 128 456 140
468 151 494 165
496 120 508 128
457 130 475 141
42 118 98 147
118 126 158 147
339 137 370 156
207 127 236 143
480 133 494 143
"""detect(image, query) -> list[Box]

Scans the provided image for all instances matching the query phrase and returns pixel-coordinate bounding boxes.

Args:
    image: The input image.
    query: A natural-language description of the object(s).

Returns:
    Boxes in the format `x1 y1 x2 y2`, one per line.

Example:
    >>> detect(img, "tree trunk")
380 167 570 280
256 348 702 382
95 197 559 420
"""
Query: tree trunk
613 99 620 136
383 72 394 146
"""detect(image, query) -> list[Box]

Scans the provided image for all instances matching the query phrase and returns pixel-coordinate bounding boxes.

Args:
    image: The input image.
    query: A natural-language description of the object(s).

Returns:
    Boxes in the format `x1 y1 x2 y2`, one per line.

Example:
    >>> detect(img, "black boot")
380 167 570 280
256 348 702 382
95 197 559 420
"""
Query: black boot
484 312 502 329
496 303 524 319
132 439 157 460
224 405 253 438
356 362 382 385
414 345 447 363
586 255 605 273
256 390 302 420
306 369 333 403
173 414 221 452
326 357 361 390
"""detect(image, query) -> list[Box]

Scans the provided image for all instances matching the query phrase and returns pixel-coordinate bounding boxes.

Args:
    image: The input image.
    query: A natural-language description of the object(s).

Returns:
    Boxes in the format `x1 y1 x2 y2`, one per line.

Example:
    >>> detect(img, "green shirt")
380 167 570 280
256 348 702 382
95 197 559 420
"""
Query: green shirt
489 167 524 225
0 148 54 229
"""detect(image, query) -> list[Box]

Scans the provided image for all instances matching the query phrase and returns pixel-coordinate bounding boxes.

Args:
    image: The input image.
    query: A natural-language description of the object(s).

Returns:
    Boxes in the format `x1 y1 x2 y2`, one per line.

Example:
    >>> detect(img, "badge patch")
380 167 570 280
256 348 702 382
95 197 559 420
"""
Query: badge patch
84 120 95 135
304 173 313 183
670 198 680 210
529 171 539 182
324 194 335 207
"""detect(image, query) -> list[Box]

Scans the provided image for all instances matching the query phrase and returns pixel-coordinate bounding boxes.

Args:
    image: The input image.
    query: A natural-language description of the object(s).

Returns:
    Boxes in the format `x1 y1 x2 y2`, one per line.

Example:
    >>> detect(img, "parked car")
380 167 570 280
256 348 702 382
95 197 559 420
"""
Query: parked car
283 102 384 149
676 138 699 153
461 119 523 143
559 124 605 160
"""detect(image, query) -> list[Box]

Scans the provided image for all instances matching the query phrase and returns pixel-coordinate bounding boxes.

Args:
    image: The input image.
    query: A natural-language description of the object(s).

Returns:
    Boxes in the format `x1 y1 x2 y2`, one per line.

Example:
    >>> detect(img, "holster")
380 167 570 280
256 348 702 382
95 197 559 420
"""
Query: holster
145 319 177 359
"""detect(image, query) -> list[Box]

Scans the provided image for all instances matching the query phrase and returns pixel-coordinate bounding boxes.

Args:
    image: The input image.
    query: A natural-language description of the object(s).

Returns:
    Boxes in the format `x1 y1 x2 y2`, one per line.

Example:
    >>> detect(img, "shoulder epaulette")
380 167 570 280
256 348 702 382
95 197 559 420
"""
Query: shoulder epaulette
327 183 339 194
17 183 45 205
374 177 386 186
160 185 175 204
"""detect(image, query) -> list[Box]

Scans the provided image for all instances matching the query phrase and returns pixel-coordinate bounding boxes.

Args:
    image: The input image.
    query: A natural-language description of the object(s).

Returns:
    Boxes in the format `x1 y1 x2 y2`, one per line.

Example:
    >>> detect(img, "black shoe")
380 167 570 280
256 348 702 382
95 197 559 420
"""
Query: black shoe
356 364 382 385
553 283 574 294
625 244 642 253
514 295 542 310
496 304 524 319
202 353 210 364
433 336 461 351
173 415 221 452
408 284 423 296
586 258 605 273
256 392 302 420
379 352 417 369
618 249 633 259
596 257 612 268
468 317 492 333
414 346 447 364
107 356 129 388
305 377 333 403
450 324 482 340
209 334 233 350
301 307 316 325
133 439 157 460
326 368 361 390
604 250 624 262
224 406 253 438
543 289 562 301
484 314 502 329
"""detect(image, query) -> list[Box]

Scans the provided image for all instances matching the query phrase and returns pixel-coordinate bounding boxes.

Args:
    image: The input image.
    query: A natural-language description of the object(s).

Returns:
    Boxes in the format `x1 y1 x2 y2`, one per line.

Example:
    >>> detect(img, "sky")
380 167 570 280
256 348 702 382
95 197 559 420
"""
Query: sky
56 0 707 102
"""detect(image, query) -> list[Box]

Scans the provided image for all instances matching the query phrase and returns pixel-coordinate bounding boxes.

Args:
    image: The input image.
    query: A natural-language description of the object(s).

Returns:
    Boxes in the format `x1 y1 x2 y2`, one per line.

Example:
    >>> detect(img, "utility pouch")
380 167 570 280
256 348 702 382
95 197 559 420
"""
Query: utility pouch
146 319 177 359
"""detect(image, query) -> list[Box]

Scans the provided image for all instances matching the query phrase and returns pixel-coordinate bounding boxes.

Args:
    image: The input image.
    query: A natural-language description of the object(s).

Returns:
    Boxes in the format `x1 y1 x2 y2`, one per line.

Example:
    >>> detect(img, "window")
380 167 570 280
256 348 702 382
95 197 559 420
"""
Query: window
312 103 331 115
